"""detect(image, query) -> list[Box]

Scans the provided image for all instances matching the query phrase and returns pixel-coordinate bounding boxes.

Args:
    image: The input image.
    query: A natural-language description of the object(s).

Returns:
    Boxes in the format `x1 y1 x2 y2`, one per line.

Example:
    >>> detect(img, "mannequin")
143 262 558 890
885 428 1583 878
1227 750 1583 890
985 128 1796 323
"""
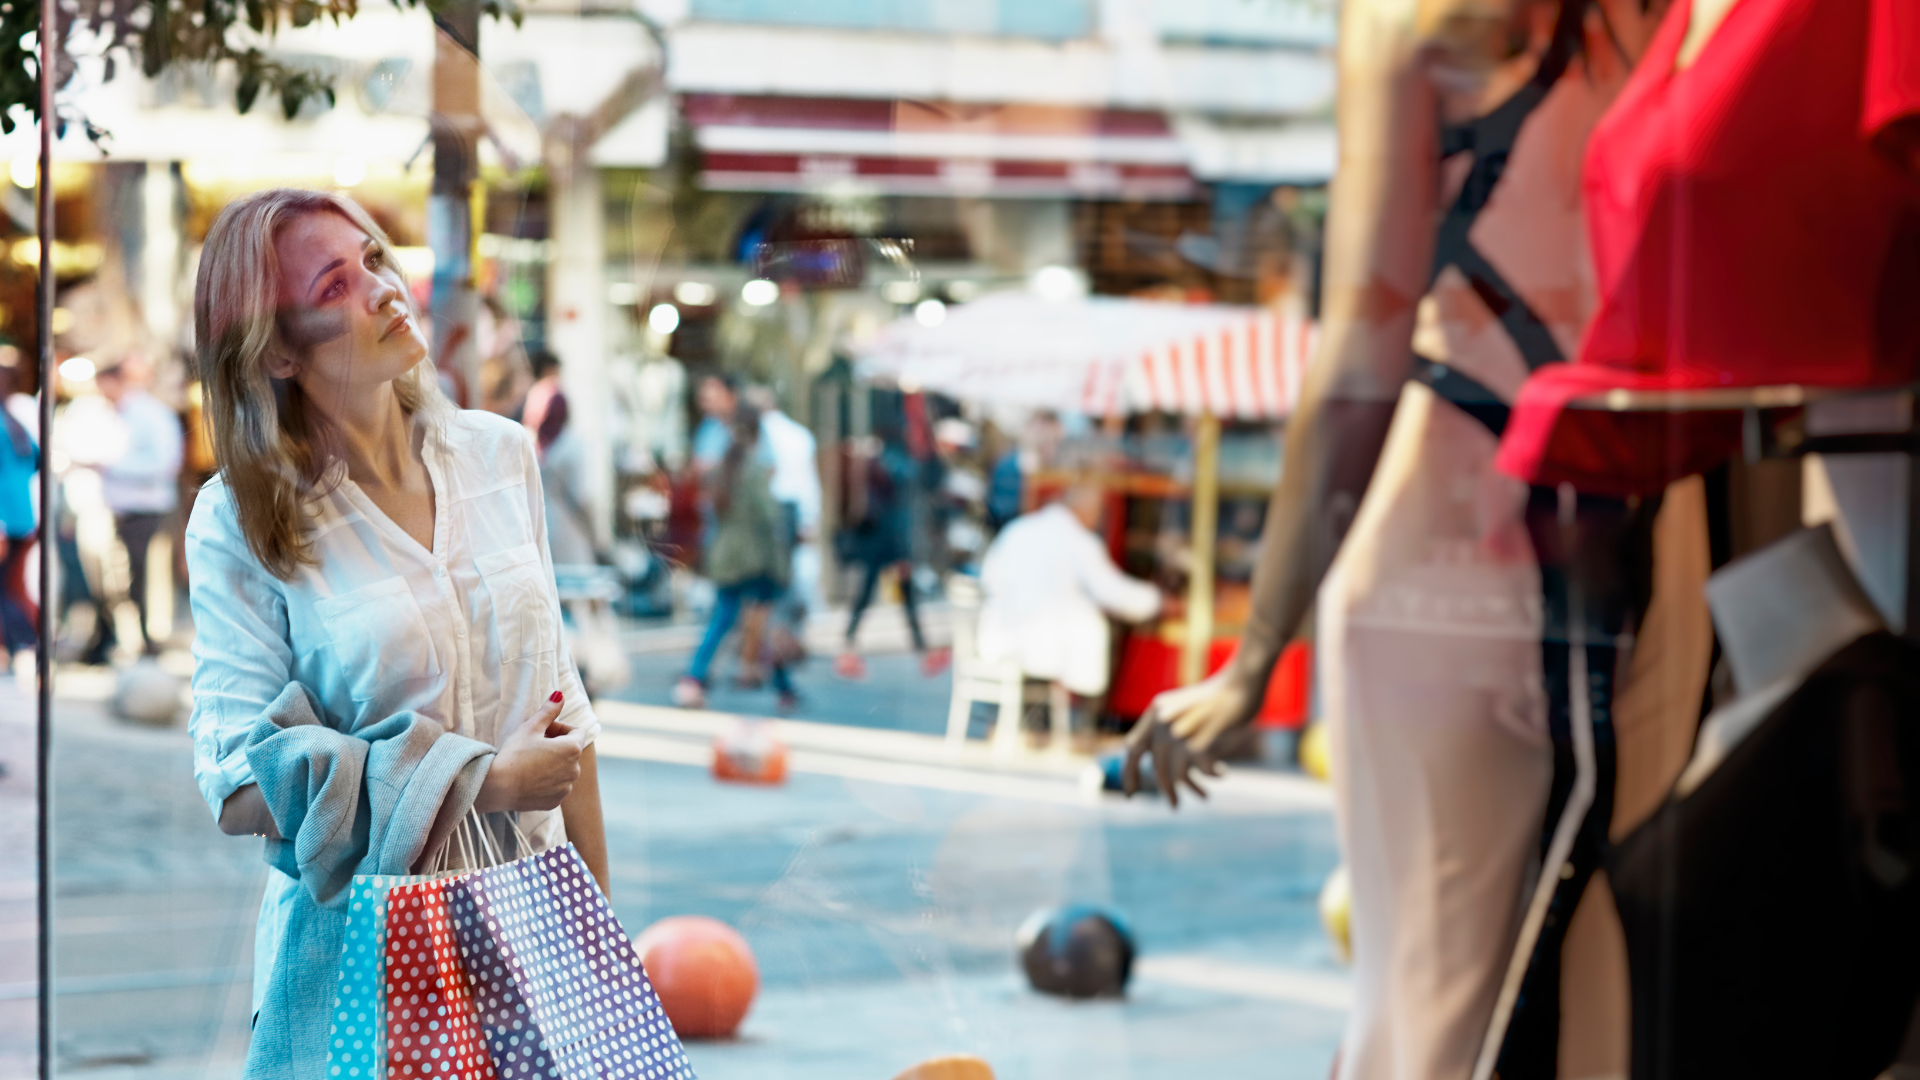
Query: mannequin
1609 525 1920 1078
1121 0 1716 1076
1675 524 1886 797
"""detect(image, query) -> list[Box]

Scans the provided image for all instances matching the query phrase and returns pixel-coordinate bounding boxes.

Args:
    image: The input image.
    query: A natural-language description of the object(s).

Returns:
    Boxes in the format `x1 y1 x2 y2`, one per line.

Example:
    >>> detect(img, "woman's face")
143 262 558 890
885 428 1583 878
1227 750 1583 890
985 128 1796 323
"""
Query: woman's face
271 210 427 406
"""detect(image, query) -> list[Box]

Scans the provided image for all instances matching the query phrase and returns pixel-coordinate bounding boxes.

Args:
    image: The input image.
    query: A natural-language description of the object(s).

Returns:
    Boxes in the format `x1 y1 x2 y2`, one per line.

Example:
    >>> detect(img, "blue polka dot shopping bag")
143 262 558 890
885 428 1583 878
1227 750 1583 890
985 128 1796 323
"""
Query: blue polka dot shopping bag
326 874 418 1080
445 844 696 1080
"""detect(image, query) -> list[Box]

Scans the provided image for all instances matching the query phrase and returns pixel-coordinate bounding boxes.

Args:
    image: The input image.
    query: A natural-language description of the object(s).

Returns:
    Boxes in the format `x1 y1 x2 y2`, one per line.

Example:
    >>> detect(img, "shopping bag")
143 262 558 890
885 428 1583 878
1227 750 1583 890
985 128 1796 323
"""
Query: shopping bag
327 873 415 1079
447 844 696 1080
386 877 497 1079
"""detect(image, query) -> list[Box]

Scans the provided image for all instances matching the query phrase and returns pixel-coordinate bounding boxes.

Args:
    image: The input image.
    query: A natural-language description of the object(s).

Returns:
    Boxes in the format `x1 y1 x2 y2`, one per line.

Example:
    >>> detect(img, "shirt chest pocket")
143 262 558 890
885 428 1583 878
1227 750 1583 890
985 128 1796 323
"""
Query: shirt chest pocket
476 542 556 663
313 576 443 703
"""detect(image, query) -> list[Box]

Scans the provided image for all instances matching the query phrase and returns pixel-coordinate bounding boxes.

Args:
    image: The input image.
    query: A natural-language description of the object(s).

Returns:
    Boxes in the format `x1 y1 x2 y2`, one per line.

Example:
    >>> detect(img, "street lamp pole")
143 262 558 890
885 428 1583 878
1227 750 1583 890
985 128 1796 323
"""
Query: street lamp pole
34 0 56 1071
430 0 482 407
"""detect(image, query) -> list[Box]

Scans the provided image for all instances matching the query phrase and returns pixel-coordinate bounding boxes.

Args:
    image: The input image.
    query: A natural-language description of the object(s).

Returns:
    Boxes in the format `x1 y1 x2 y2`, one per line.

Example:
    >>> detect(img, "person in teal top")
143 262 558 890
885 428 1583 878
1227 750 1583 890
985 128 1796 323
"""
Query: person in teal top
0 361 39 658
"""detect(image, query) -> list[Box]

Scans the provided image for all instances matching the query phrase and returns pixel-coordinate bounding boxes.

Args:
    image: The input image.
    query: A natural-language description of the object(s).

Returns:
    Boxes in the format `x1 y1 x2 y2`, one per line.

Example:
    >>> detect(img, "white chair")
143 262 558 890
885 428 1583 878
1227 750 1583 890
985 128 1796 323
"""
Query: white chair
943 577 1071 754
944 576 1021 749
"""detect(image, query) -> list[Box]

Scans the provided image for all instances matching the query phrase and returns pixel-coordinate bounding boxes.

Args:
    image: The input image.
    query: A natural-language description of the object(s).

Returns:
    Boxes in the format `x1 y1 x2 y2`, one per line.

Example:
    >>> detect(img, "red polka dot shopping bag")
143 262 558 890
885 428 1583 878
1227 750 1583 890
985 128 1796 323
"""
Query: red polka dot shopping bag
385 878 498 1079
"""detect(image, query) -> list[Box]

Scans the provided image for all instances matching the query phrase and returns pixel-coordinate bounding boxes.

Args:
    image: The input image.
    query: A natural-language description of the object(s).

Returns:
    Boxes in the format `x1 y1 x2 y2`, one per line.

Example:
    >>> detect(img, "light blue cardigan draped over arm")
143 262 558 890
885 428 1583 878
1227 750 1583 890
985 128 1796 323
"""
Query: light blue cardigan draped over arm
241 681 492 1079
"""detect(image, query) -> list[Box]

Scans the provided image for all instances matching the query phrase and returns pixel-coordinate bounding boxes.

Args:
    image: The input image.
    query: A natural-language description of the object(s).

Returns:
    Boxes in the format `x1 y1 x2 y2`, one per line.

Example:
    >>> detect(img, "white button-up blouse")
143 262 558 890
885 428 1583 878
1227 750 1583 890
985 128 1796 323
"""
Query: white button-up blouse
186 409 600 849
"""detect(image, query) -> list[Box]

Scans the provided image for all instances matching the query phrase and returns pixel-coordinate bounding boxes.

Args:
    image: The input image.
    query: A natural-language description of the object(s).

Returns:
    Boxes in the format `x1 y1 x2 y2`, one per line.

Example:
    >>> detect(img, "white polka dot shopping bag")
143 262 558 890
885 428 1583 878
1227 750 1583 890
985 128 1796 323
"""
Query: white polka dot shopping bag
386 879 498 1078
329 874 415 1080
329 812 503 1080
444 844 696 1080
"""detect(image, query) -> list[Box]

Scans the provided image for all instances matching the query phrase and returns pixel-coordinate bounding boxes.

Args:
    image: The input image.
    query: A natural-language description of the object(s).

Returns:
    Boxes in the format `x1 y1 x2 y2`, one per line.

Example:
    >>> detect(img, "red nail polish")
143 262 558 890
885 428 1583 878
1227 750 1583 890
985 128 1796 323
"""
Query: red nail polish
550 691 563 703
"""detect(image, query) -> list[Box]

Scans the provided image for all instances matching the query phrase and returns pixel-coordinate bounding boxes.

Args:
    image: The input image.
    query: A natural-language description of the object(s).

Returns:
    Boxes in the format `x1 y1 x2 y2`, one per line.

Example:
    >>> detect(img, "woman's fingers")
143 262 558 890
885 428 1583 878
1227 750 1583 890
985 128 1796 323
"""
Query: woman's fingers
514 694 564 740
1154 728 1183 807
1120 717 1156 797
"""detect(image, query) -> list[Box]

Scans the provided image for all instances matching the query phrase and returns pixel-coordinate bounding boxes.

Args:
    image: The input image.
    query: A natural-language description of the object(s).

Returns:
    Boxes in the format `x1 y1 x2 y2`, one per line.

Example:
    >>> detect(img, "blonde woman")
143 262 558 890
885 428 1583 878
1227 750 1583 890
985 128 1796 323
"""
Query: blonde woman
185 188 608 1077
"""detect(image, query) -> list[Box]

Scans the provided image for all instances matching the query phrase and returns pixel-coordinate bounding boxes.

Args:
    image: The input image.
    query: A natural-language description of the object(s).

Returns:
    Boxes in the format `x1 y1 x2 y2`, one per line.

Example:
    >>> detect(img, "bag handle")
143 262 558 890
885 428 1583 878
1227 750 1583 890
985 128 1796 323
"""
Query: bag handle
425 808 545 876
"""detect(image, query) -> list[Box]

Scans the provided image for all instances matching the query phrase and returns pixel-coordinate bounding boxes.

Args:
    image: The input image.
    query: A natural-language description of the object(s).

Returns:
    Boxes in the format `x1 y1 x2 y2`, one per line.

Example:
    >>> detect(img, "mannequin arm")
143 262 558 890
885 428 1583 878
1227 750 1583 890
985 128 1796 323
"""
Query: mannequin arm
1124 0 1437 804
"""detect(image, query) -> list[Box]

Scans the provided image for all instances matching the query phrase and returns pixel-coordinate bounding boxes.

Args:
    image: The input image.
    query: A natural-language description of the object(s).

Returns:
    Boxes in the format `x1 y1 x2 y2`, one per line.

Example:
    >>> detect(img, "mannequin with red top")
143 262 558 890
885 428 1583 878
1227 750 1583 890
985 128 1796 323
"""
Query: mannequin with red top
1124 0 1717 1077
1496 0 1920 493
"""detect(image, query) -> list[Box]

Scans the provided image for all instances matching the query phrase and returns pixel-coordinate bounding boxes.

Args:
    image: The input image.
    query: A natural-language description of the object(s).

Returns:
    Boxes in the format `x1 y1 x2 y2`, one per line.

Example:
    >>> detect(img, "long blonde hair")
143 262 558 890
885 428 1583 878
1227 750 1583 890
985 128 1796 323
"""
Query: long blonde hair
194 188 449 579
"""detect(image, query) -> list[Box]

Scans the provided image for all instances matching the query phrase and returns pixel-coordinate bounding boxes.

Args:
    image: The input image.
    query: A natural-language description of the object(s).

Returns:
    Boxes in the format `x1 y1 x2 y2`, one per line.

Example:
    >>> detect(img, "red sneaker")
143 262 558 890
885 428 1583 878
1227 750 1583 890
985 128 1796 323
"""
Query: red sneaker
919 647 952 677
832 652 869 681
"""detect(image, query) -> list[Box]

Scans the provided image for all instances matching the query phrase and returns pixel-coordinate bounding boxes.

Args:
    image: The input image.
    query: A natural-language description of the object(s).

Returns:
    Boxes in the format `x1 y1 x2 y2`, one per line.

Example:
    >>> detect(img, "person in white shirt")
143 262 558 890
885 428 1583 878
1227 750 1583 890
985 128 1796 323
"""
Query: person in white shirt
977 480 1164 710
81 356 183 659
184 189 606 1073
746 386 822 661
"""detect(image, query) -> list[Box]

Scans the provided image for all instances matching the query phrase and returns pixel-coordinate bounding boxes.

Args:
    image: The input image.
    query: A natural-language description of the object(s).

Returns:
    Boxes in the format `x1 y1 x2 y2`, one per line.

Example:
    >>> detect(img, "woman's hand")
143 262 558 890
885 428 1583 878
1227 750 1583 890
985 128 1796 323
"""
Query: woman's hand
475 693 588 813
218 783 282 838
1122 669 1261 807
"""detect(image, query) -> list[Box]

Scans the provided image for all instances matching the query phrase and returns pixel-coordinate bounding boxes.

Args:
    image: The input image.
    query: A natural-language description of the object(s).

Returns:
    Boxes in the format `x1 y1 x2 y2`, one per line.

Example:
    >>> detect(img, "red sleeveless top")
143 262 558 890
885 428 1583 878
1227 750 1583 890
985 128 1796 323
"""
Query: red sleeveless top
1495 0 1920 495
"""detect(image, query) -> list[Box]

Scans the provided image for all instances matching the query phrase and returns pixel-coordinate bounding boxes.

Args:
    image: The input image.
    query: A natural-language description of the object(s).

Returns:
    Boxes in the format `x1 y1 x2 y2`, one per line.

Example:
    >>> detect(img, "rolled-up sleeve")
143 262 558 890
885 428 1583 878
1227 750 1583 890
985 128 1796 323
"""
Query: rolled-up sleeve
516 428 601 744
185 483 294 822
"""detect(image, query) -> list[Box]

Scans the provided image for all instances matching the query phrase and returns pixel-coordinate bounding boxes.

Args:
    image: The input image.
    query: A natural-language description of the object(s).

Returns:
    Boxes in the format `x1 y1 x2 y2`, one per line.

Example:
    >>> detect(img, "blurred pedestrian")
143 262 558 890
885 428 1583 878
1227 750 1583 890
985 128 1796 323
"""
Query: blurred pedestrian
977 478 1163 742
83 355 183 661
2 346 33 438
475 297 532 418
0 359 37 675
933 417 987 573
743 385 820 675
835 432 945 681
520 347 567 459
691 372 740 473
534 363 634 695
675 407 796 711
536 375 595 569
986 409 1061 533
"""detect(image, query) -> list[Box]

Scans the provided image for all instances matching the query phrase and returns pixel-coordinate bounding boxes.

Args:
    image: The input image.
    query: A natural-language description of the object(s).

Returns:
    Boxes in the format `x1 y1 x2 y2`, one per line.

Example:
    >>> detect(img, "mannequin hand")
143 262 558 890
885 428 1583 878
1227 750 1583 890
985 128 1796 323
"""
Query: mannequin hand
1122 671 1258 807
475 693 586 813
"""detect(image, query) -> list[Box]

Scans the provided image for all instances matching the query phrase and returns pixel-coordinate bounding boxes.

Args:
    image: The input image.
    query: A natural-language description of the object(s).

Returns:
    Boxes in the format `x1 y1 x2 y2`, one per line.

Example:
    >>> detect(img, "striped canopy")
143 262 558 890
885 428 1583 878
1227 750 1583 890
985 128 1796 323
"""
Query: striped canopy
854 291 1317 418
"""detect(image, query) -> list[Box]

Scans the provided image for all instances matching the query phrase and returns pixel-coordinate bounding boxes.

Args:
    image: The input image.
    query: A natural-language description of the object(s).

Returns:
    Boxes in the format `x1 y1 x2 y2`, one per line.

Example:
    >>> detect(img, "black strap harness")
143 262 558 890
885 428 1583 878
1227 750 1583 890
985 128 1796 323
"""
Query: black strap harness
1411 0 1588 435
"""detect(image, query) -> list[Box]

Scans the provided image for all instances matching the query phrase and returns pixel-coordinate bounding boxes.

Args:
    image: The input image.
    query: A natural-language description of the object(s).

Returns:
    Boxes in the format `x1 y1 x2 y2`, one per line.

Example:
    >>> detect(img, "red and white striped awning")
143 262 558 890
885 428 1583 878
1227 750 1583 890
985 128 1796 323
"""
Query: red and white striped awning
685 94 1196 201
1107 307 1318 418
854 291 1316 418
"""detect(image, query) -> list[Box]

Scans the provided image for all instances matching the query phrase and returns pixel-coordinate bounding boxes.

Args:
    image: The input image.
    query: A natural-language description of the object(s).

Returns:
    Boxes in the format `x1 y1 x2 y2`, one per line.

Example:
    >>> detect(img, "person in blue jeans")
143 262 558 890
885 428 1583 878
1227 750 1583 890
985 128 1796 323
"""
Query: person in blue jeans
675 407 795 710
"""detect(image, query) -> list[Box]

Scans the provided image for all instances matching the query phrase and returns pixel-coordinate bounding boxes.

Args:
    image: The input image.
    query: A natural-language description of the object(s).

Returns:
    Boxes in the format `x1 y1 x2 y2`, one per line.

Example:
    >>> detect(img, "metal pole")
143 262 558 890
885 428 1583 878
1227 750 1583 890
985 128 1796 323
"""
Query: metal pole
1180 413 1220 685
34 0 56 1071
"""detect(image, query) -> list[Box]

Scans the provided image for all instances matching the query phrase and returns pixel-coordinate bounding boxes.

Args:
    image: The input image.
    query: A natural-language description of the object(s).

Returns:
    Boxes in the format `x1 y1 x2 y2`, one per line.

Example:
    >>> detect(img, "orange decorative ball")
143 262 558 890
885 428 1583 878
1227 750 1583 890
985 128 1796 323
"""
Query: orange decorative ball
711 720 789 784
891 1055 995 1080
633 916 760 1039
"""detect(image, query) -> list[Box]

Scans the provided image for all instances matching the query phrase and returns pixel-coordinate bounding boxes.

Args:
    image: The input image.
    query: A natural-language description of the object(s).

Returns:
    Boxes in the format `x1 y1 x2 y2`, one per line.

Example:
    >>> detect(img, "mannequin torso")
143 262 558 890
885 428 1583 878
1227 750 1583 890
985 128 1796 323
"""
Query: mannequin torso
1677 525 1885 795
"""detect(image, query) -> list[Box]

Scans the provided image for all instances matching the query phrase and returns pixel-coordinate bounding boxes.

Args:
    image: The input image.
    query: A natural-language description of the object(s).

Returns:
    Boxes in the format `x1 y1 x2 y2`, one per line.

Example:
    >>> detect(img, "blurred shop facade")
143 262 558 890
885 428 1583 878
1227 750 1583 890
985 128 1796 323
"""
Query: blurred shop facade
6 0 1333 722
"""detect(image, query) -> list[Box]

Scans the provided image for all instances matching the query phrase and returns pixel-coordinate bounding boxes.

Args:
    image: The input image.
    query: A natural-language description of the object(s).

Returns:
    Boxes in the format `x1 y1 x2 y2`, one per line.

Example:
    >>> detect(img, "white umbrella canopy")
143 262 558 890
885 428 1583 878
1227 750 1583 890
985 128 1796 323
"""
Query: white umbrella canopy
853 290 1315 418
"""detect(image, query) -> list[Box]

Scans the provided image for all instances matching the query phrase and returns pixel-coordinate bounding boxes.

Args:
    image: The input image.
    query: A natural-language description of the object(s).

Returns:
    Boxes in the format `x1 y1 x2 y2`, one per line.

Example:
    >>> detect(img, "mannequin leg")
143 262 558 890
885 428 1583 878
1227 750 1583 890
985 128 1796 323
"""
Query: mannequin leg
1557 476 1713 1080
1321 387 1554 1080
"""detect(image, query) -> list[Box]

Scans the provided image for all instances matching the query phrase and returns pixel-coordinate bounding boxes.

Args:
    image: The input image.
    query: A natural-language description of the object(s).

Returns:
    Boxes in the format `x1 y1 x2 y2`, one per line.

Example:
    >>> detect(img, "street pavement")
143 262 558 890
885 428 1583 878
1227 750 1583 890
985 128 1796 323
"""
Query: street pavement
612 602 957 735
1 601 1348 1079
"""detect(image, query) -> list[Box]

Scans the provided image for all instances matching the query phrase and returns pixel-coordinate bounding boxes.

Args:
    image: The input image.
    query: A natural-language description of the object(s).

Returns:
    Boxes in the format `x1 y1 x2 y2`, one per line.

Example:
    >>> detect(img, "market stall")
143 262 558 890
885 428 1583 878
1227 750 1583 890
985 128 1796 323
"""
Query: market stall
856 290 1320 726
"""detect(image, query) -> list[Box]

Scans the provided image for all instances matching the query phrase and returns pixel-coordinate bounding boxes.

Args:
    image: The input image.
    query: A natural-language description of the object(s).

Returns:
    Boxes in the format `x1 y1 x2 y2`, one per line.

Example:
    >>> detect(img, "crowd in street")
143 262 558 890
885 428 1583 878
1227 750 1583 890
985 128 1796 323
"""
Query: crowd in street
658 373 1174 740
0 319 1173 744
0 351 188 685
